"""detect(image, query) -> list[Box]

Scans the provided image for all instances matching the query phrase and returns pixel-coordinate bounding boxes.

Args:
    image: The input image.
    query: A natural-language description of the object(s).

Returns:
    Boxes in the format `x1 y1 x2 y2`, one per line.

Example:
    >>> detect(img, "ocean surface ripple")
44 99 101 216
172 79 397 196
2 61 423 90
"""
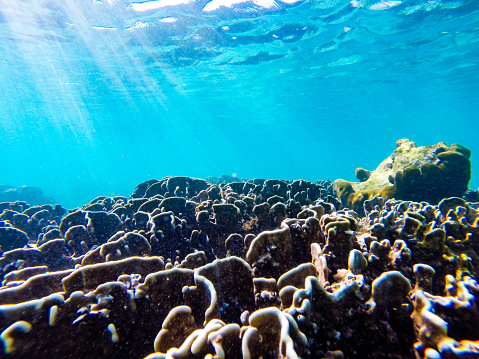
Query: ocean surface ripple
0 0 478 208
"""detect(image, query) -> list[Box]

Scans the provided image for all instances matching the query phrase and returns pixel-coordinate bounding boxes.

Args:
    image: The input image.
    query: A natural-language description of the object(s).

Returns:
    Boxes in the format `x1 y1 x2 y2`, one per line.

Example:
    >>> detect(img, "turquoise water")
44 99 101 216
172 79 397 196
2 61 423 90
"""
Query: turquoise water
0 0 478 209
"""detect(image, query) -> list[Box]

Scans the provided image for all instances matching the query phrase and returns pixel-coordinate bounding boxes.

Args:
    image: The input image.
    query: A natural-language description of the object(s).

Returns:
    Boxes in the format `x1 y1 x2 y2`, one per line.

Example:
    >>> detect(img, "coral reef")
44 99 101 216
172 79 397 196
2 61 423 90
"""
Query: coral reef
334 139 472 213
0 185 54 205
0 175 478 359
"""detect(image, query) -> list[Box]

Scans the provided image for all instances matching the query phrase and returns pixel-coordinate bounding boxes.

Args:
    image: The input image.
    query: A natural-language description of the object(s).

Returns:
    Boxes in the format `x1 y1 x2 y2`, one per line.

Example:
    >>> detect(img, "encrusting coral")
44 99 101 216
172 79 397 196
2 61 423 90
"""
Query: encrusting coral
0 166 478 359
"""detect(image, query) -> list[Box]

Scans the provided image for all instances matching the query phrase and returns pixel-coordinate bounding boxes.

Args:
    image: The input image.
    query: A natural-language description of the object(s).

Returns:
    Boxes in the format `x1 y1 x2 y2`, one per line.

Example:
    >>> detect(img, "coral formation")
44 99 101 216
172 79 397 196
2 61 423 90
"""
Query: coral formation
334 139 472 213
0 185 54 206
0 174 478 359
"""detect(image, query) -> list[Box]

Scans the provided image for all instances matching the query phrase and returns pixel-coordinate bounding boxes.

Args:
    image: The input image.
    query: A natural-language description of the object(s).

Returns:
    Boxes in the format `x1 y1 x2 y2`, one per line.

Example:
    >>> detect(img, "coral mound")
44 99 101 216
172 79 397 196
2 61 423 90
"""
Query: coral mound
0 185 54 206
334 139 471 213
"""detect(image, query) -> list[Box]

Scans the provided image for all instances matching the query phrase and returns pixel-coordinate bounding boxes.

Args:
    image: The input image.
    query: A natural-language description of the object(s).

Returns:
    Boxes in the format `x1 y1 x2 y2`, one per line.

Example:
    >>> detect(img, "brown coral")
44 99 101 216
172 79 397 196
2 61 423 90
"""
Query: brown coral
1 174 478 359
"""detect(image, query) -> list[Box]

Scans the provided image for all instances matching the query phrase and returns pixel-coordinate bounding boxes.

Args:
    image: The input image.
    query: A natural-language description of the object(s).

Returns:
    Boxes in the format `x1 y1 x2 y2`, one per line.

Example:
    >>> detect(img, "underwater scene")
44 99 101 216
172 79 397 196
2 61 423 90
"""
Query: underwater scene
1 0 479 358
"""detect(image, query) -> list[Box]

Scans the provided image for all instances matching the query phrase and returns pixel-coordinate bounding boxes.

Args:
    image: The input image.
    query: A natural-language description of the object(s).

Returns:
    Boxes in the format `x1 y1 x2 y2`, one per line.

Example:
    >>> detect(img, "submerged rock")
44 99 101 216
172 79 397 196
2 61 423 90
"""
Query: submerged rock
0 185 54 206
334 139 471 213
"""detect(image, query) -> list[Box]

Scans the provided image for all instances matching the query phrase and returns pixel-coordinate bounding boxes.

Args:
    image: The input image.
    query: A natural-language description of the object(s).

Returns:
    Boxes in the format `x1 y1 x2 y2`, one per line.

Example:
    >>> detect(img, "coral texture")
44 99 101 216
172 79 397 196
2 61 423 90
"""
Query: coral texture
334 139 471 213
0 175 478 359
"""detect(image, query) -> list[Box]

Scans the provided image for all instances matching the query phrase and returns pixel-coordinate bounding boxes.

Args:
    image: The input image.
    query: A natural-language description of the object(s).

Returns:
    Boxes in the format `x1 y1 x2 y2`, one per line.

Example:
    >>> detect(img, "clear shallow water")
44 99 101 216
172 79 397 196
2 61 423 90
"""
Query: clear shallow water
0 0 478 209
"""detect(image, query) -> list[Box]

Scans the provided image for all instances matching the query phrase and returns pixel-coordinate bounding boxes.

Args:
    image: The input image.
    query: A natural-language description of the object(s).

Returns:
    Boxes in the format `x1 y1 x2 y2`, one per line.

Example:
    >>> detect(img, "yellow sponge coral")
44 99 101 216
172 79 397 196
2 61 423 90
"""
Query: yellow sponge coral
334 139 471 212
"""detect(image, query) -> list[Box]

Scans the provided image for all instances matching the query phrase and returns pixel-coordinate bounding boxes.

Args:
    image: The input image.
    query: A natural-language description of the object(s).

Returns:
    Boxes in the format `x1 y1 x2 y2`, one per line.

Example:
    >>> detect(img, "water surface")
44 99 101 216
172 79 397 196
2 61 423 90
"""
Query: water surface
0 0 478 208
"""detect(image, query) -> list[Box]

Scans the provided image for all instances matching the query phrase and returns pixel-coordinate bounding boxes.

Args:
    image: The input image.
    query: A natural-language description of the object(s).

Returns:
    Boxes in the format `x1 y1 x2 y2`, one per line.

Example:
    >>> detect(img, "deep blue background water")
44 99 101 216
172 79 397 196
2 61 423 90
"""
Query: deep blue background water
0 0 478 209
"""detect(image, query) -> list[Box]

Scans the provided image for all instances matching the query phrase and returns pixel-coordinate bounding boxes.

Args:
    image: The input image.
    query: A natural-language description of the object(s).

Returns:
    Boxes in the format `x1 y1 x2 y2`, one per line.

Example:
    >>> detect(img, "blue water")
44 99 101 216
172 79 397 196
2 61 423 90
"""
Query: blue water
0 0 478 209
